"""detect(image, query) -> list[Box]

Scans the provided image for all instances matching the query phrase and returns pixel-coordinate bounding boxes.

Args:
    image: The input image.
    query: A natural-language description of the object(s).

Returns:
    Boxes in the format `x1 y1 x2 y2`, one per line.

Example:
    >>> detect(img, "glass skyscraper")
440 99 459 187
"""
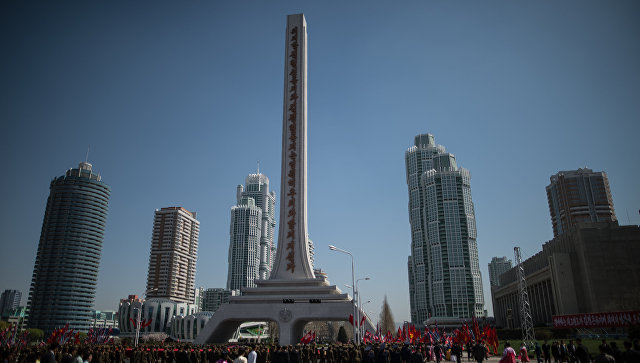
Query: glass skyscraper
0 289 21 318
28 162 110 333
488 256 512 288
406 134 484 324
227 171 276 292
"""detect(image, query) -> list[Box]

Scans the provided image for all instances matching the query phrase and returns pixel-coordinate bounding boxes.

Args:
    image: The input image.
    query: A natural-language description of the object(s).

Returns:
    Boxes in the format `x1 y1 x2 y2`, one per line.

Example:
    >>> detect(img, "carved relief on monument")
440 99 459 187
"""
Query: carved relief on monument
285 26 299 273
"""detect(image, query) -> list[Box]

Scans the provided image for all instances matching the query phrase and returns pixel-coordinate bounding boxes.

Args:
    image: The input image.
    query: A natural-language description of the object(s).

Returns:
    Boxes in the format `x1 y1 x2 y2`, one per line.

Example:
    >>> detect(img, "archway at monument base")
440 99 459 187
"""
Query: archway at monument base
194 300 375 346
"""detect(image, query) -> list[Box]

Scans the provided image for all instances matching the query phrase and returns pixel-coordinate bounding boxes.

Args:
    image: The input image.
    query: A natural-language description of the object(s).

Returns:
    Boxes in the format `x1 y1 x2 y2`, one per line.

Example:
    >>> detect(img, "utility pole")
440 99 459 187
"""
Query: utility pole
514 247 535 347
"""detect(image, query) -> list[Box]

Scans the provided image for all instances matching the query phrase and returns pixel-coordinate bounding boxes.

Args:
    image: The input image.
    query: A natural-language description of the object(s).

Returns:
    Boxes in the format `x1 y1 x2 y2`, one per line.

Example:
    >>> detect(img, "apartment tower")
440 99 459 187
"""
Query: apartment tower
27 162 111 333
546 168 616 237
406 134 484 324
146 207 200 304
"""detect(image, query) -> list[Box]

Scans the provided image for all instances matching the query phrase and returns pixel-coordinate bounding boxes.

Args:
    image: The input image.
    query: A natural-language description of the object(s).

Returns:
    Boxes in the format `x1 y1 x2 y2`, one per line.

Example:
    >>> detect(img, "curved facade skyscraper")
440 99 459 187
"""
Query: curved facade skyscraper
406 134 484 324
227 171 276 292
27 162 110 333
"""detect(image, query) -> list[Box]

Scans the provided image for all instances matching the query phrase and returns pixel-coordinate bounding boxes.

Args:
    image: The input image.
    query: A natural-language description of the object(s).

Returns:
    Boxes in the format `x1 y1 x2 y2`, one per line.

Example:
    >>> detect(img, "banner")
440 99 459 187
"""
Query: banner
552 311 640 328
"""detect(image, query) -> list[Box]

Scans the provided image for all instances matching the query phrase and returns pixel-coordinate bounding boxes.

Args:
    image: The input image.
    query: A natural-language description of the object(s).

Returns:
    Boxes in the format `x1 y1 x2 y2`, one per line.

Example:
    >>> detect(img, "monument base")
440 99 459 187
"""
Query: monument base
194 277 374 345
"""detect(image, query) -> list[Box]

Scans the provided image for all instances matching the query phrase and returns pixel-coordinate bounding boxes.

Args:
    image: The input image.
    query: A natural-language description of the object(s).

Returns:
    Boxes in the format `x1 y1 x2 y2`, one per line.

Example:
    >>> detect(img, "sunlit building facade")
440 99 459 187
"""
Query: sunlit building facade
227 172 276 292
146 207 200 304
406 134 484 324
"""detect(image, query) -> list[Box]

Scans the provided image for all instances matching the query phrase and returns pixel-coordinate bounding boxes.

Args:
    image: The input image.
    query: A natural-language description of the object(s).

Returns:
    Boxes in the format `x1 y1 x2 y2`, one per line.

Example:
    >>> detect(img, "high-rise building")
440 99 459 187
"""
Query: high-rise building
28 162 111 333
227 171 276 292
406 134 484 324
546 168 616 237
201 288 232 313
146 207 200 304
194 286 205 311
488 257 512 288
0 289 21 318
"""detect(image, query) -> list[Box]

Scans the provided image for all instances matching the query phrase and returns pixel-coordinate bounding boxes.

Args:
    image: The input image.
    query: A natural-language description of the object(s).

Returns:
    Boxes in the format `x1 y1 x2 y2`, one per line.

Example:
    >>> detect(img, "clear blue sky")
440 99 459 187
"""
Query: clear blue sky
1 1 639 323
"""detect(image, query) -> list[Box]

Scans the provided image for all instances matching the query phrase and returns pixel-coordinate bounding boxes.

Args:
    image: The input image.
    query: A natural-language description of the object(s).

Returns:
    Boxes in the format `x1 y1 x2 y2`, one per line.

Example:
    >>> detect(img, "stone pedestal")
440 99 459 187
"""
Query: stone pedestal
194 277 373 345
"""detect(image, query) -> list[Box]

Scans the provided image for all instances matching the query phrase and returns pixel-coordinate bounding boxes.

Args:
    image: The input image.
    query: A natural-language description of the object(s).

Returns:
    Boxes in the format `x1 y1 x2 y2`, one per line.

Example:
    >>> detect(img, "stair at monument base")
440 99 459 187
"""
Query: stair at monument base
234 278 348 302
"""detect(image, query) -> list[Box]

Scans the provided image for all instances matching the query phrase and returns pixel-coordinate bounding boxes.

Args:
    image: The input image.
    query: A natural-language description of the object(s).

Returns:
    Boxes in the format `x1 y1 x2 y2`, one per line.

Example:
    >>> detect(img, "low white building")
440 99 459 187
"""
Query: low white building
118 295 197 336
91 310 118 329
169 311 214 341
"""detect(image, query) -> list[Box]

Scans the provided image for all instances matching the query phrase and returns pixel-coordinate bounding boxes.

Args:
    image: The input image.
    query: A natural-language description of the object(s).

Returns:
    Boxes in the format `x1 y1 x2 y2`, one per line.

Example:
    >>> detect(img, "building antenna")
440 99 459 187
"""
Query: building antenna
257 160 260 174
85 146 90 163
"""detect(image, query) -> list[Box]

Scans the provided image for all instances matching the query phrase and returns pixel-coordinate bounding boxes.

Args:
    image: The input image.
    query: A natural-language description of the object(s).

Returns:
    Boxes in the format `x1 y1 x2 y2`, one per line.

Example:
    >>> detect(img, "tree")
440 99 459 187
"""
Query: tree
337 325 349 343
268 321 279 343
26 328 44 342
379 295 395 335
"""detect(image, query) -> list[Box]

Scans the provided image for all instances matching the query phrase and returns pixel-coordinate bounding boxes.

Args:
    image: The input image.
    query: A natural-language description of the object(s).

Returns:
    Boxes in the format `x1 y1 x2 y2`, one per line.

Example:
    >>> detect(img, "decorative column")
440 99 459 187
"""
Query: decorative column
271 14 314 280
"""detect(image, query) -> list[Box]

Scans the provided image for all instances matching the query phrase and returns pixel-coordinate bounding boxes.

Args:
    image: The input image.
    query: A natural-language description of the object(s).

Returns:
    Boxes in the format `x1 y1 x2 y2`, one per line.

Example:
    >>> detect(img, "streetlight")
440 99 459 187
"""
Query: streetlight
360 299 371 341
329 244 356 343
356 277 370 343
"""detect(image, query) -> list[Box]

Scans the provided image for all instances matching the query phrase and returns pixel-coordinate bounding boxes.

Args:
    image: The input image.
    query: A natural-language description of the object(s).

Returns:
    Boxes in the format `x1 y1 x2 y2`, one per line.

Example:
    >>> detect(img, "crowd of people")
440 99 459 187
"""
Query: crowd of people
2 338 639 363
0 340 493 363
499 339 640 363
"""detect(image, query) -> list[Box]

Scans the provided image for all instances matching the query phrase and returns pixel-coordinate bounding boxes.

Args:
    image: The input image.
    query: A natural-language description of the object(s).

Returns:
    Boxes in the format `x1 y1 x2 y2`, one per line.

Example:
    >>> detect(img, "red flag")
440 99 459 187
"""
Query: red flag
360 314 366 327
142 319 153 329
349 314 354 326
300 331 309 344
472 316 480 343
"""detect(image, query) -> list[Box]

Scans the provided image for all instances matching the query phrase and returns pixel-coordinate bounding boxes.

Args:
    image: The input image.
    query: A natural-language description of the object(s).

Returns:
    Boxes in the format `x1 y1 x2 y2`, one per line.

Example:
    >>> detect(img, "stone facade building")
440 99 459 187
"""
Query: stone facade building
492 222 640 328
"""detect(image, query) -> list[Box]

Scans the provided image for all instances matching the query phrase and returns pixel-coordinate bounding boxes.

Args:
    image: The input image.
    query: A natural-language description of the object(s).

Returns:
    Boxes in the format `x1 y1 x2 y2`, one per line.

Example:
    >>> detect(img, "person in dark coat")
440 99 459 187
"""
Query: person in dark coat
289 345 300 363
390 345 402 363
410 347 425 363
434 343 443 363
41 343 59 363
576 339 591 363
378 344 391 363
608 342 621 363
622 341 640 363
474 343 487 363
535 342 542 363
594 345 615 363
552 342 561 363
363 346 376 363
452 343 463 363
543 341 552 363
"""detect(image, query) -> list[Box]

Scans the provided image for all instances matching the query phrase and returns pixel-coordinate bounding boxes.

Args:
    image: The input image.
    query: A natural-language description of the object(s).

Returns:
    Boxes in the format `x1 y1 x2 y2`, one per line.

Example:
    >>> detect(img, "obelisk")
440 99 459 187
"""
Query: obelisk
194 15 373 345
270 14 315 280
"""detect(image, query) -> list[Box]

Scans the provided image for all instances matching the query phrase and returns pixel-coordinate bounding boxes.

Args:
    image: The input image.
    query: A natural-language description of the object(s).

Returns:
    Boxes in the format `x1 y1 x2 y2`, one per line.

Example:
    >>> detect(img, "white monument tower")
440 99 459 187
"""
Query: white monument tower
195 14 372 345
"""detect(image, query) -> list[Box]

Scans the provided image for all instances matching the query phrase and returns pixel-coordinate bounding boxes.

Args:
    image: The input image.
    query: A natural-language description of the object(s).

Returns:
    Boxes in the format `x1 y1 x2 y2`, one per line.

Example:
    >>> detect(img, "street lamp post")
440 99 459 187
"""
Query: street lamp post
356 277 370 343
360 299 371 342
134 288 158 347
329 244 356 343
134 305 142 347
